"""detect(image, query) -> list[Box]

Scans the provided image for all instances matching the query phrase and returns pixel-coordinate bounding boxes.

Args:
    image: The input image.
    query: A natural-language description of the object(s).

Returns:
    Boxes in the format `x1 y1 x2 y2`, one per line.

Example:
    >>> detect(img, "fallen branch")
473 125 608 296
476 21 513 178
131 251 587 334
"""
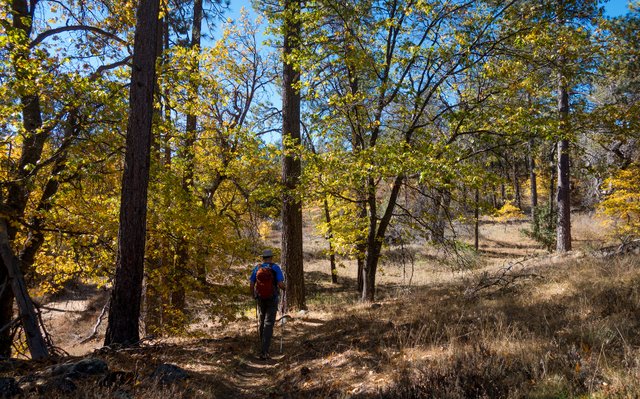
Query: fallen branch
465 258 539 298
594 239 640 258
80 300 109 344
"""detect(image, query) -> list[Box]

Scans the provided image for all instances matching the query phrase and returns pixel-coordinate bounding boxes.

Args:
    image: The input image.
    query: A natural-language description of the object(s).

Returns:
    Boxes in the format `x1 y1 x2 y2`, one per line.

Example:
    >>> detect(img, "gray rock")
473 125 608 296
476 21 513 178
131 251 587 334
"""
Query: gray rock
51 357 108 378
70 357 108 376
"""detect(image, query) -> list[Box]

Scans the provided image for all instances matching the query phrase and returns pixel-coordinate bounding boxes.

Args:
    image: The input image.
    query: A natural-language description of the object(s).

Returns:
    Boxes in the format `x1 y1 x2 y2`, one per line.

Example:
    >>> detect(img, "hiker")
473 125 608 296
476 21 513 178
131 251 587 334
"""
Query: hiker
249 249 285 359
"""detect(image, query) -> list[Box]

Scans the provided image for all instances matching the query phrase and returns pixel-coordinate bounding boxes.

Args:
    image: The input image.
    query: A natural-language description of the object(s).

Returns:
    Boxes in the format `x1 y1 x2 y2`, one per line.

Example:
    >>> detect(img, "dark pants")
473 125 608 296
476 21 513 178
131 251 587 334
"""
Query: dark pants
257 297 278 355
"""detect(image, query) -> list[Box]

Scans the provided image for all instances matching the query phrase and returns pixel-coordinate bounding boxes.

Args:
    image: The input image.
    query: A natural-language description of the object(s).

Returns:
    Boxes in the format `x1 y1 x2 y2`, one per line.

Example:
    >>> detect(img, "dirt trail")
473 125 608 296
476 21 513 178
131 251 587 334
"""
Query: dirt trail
228 312 327 398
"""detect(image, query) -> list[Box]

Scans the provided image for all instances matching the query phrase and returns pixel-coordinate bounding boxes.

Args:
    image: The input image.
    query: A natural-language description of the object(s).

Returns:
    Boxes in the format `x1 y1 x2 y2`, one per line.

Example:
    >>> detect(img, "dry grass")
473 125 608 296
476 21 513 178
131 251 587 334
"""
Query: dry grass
7 214 640 398
275 252 640 399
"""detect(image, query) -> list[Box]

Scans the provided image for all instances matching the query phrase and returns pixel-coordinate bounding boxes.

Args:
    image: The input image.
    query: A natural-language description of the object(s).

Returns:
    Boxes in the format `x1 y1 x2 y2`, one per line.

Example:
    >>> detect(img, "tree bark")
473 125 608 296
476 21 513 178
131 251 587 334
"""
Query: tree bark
556 137 572 252
281 0 305 310
528 139 538 224
361 175 403 302
322 199 338 284
0 220 48 360
548 144 556 231
104 0 160 346
513 160 522 210
474 188 480 251
554 0 572 253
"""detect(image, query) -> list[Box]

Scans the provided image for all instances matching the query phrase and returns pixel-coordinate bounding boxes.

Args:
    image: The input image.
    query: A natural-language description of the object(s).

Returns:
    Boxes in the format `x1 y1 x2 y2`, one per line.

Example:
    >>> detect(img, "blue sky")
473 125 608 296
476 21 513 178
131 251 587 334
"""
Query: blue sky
224 0 633 21
605 0 633 16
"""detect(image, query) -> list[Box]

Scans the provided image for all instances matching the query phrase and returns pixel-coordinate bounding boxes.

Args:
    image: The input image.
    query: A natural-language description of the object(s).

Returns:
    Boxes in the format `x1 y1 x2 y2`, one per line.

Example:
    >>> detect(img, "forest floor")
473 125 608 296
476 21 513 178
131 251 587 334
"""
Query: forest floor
6 213 640 398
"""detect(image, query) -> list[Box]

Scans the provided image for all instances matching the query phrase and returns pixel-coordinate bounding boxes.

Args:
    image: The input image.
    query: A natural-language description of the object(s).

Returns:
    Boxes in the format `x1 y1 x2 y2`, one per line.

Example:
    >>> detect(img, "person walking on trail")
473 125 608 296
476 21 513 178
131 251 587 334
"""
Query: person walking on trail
250 249 285 360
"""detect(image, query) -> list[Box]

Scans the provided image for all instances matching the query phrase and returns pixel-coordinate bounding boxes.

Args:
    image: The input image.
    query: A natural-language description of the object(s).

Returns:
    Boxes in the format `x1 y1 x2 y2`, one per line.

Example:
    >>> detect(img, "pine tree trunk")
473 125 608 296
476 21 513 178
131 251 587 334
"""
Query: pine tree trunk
556 138 572 252
548 145 556 231
281 0 305 310
556 80 572 252
104 0 160 346
554 0 572 253
145 15 166 335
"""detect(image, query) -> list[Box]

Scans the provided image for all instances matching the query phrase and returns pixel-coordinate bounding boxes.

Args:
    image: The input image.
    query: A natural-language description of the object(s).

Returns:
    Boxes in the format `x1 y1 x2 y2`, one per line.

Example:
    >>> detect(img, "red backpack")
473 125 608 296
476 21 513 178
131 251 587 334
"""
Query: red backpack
255 264 276 299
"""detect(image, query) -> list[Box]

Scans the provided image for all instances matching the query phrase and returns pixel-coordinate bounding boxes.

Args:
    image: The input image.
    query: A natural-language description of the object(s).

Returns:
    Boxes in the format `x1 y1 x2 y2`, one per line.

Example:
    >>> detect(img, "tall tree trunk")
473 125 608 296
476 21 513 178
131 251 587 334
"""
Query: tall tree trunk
548 144 556 231
281 0 305 310
555 1 572 253
528 139 538 227
556 139 572 251
104 0 160 346
145 13 166 335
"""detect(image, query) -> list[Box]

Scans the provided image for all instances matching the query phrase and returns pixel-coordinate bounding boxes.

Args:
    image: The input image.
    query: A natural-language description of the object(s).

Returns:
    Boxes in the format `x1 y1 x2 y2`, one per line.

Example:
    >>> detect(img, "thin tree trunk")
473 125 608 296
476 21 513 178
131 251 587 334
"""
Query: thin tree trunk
282 0 305 310
0 220 48 360
104 0 160 346
474 188 480 251
362 175 403 302
322 199 338 284
528 139 538 226
356 204 367 293
514 161 522 210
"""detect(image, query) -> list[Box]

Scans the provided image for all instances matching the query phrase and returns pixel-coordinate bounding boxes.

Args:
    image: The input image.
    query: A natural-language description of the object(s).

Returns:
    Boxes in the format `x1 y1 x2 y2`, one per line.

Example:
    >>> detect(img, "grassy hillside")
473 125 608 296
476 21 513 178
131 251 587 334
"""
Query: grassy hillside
6 217 640 398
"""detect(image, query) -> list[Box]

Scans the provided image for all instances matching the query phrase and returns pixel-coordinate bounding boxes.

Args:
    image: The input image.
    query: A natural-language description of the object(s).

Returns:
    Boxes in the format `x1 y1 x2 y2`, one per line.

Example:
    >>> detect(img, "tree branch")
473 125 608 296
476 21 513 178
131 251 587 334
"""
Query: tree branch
30 25 127 48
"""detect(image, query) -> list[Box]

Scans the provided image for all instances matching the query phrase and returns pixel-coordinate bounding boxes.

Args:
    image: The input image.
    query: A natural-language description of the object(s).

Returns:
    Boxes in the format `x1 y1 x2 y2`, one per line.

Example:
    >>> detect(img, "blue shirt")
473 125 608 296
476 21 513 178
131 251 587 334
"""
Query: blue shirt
250 262 285 298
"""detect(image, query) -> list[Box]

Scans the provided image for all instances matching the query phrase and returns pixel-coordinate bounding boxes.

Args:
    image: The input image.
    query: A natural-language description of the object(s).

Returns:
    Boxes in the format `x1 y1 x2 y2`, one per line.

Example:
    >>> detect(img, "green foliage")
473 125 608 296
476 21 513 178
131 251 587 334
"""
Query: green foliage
522 203 557 251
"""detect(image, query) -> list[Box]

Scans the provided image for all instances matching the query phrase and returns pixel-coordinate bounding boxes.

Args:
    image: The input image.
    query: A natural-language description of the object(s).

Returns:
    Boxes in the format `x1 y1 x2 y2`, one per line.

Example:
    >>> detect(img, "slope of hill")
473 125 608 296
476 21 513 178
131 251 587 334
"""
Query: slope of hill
3 217 639 398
